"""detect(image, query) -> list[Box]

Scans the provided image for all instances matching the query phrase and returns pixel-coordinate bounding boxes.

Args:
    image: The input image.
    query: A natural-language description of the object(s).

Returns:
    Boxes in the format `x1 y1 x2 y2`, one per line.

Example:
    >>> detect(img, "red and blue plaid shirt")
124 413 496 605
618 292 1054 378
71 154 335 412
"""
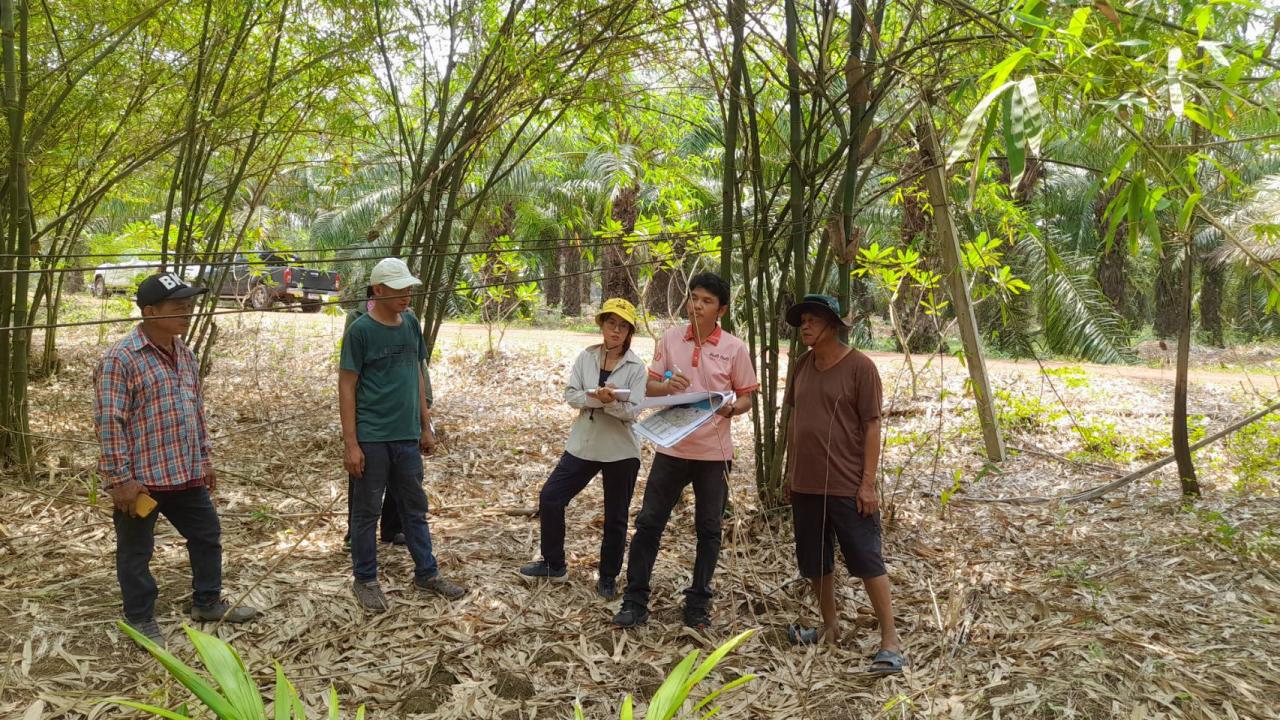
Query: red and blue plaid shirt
94 326 211 491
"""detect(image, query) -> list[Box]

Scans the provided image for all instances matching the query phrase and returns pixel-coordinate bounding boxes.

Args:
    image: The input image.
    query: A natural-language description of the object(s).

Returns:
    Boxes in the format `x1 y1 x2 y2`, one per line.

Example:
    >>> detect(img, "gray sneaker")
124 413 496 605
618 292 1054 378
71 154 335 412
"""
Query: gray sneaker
415 574 467 600
125 618 165 649
353 580 389 612
190 601 259 623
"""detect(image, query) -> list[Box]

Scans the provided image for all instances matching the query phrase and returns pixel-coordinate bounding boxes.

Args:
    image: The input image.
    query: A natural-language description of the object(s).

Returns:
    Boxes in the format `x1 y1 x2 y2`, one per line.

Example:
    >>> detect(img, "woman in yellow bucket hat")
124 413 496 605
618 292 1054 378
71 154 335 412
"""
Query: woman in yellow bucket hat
518 298 647 599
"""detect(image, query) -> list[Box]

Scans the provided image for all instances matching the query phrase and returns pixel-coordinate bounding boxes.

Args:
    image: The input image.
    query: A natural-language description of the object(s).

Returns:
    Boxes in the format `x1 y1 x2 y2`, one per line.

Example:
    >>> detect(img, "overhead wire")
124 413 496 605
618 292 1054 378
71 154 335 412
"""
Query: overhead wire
0 212 826 275
0 230 717 277
0 196 735 263
0 239 736 333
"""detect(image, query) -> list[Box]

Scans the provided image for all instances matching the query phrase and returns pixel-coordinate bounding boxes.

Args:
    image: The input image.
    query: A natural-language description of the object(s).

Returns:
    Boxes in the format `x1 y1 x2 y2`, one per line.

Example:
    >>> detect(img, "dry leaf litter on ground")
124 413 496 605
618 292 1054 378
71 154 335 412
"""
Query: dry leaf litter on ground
1 308 1277 719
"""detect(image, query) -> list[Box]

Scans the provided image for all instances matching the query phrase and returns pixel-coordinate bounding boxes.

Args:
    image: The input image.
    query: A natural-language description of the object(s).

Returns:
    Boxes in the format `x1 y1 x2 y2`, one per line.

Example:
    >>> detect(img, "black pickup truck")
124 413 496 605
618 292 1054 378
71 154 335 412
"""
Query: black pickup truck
213 252 341 312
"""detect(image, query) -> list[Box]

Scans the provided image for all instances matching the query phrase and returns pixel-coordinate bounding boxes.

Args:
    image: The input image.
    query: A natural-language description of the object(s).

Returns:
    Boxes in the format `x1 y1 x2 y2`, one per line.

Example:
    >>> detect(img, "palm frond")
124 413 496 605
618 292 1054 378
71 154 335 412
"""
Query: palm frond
311 185 402 250
1204 174 1280 267
1021 230 1135 363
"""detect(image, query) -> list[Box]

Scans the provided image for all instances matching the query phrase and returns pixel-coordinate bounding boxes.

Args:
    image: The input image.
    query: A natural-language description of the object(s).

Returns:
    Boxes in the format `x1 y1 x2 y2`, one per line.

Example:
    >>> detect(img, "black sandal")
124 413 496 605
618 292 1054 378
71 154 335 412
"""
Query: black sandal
787 624 820 646
867 648 905 675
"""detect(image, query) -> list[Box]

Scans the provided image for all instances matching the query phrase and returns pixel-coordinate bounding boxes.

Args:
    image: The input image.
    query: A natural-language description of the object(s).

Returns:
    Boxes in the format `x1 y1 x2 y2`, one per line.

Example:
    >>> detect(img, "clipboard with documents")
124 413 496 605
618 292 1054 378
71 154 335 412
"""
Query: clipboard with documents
634 391 735 448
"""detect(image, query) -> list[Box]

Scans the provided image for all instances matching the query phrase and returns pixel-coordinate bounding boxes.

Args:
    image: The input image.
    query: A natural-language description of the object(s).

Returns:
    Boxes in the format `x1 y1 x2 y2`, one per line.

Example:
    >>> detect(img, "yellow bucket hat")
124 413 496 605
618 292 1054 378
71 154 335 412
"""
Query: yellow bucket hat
596 298 638 328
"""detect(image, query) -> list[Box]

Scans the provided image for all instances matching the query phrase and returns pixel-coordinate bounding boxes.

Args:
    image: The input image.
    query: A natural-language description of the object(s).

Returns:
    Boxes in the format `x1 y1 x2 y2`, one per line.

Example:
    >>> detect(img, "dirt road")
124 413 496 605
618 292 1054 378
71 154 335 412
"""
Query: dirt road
194 309 1278 388
429 321 1278 388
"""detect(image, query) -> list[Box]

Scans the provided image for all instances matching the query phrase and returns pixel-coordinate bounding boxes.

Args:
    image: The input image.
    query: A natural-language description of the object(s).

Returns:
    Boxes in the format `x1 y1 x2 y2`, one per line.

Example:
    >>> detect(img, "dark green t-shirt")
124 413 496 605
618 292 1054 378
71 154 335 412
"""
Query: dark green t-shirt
339 311 427 442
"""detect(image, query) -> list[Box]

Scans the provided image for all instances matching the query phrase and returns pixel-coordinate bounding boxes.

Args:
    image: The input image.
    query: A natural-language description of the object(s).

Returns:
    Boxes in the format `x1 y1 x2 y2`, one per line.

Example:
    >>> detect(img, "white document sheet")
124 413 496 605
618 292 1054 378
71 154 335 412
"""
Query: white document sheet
634 391 735 448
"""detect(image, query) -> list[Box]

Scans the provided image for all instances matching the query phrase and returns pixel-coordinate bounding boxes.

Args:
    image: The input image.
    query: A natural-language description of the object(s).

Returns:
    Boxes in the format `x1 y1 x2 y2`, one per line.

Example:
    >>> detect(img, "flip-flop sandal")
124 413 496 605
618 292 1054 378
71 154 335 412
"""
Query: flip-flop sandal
787 624 820 646
867 648 906 675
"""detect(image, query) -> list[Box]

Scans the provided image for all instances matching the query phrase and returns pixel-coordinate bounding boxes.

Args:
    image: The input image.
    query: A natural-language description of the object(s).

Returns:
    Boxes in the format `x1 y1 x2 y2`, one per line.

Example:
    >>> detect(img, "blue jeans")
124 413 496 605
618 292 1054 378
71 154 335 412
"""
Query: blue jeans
349 441 439 583
113 486 222 622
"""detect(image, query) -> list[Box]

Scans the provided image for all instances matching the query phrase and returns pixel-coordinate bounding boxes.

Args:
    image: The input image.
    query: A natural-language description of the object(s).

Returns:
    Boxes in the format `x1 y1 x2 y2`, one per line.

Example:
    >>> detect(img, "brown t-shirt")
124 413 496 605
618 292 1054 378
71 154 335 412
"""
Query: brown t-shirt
784 348 882 497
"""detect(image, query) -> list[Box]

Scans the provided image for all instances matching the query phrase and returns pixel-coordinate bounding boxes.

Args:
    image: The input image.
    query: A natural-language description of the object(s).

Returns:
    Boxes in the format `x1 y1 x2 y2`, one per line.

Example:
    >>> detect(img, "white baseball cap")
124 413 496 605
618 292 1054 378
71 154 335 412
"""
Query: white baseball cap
369 257 422 290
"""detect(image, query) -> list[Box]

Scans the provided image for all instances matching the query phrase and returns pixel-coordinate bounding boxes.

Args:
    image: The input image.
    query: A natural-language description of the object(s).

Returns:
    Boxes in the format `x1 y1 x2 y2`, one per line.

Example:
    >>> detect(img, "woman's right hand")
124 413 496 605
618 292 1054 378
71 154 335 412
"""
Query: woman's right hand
595 384 617 404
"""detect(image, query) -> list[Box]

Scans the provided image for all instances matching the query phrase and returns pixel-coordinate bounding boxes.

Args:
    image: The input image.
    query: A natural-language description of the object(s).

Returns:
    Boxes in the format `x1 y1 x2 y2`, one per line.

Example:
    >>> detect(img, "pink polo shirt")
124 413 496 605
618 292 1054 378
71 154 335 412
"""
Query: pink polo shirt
648 324 759 461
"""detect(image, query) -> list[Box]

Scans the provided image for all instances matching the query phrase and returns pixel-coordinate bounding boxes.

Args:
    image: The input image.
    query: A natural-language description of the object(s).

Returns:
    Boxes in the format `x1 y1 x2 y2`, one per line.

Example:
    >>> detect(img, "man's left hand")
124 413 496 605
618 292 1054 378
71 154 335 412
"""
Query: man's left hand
855 482 879 517
202 462 217 493
420 427 437 456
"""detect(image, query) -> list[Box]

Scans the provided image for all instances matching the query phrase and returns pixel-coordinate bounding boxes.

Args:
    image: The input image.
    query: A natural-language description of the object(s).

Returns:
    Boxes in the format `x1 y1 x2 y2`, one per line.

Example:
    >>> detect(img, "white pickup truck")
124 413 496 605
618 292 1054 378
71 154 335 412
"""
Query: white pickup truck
92 251 340 312
91 255 199 297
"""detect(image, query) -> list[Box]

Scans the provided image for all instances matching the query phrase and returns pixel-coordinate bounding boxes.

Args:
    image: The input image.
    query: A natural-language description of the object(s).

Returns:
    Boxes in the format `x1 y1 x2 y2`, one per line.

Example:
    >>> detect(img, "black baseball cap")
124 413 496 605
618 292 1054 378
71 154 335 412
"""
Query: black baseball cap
135 272 209 309
785 293 851 328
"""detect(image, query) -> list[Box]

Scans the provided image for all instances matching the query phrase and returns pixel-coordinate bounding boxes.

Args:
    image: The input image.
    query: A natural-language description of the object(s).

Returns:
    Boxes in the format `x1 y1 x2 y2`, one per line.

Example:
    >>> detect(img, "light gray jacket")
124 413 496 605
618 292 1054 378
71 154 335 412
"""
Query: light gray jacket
563 344 648 462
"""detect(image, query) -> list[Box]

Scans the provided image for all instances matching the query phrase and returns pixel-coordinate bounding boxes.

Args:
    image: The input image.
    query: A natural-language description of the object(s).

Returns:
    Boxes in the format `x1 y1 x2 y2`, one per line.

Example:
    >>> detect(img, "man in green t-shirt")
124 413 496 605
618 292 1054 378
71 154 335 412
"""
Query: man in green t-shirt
339 257 466 611
342 285 435 548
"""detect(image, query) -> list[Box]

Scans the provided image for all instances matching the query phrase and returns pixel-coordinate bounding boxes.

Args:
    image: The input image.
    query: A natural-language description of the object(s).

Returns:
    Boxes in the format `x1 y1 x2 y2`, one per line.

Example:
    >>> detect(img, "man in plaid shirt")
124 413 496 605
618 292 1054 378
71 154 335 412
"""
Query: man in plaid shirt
95 272 258 647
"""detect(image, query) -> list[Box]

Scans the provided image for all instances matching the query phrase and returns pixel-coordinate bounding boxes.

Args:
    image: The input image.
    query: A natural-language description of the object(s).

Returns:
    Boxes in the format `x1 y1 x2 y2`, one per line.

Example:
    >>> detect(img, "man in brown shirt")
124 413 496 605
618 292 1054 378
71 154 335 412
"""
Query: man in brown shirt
783 294 903 674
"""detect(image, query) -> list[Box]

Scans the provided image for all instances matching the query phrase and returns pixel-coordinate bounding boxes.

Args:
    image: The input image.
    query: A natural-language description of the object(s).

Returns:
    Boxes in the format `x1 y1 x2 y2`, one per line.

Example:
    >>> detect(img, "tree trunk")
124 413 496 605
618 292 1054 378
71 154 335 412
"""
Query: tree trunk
544 236 561 311
646 233 685 316
921 115 1006 461
647 266 672 316
479 202 517 321
1092 187 1134 324
1153 249 1183 339
720 0 745 324
1012 156 1043 204
893 136 941 354
1172 235 1200 497
785 0 806 302
1199 258 1224 348
1 0 33 467
581 246 596 308
562 236 582 317
1097 242 1128 319
603 184 639 304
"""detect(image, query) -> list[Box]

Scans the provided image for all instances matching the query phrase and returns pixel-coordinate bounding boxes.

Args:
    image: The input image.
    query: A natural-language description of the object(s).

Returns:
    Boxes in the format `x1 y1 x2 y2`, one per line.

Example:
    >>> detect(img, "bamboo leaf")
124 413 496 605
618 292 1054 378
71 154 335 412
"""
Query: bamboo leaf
1012 11 1052 30
1190 4 1213 38
1003 77 1041 189
1003 91 1025 190
1103 183 1130 251
1066 7 1091 38
967 111 1000 210
1198 40 1230 67
1128 173 1146 252
947 81 1017 167
1105 144 1138 189
1018 76 1043 156
981 49 1031 90
1168 47 1185 117
1184 104 1228 137
1203 154 1243 187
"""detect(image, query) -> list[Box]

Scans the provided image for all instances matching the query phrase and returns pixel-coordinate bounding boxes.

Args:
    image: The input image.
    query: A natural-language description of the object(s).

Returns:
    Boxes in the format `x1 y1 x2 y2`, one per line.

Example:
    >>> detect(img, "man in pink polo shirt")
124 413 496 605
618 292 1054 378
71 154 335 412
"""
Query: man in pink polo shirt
613 272 758 630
